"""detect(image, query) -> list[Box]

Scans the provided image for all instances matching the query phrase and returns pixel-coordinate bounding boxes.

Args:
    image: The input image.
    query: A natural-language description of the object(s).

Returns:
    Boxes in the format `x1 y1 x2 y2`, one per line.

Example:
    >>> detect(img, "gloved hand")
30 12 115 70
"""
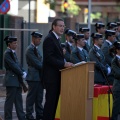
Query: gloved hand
22 72 27 79
107 67 111 75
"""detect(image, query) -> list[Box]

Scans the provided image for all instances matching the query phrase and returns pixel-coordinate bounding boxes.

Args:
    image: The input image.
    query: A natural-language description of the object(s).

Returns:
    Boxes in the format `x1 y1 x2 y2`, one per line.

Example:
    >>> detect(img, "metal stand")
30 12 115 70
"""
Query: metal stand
100 68 113 120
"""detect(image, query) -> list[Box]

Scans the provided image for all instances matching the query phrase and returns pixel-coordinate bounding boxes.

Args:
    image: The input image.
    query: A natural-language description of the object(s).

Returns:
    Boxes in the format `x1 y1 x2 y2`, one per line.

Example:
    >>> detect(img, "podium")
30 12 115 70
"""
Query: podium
60 62 95 120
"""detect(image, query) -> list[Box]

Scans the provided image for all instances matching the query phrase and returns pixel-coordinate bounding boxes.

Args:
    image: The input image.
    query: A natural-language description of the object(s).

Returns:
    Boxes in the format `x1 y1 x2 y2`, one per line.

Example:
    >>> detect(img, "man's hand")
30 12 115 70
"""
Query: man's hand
64 62 74 68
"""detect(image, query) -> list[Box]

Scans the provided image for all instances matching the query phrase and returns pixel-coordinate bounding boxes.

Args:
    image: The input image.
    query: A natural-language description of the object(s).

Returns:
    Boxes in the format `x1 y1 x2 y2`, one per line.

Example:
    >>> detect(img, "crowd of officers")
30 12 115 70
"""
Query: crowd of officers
62 21 120 120
2 19 120 120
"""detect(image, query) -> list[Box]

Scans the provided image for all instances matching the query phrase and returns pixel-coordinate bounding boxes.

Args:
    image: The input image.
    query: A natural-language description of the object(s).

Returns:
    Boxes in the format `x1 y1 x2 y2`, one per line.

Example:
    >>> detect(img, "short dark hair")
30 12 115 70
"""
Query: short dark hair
49 18 64 33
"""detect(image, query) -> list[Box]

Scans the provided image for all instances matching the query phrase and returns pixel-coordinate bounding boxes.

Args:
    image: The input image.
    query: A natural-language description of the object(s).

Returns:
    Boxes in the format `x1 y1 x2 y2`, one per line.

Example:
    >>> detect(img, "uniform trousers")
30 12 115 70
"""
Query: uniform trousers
4 86 25 120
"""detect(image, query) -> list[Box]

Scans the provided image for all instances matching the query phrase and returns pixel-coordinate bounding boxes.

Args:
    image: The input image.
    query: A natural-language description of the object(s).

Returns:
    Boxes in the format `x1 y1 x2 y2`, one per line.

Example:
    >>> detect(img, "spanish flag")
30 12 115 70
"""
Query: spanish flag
55 85 113 120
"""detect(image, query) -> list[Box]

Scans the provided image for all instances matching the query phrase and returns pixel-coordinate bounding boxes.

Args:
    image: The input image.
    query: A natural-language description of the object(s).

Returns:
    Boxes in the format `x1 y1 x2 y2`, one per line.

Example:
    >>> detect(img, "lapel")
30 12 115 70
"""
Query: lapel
50 32 63 56
8 48 18 63
77 47 84 57
84 42 90 52
76 47 85 60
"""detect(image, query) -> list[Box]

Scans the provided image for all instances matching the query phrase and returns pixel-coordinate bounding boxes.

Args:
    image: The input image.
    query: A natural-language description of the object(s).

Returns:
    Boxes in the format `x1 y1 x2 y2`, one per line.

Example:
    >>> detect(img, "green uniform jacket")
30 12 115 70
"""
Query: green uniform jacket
89 46 108 84
101 40 114 66
64 42 73 62
25 44 43 81
3 48 23 87
70 47 89 64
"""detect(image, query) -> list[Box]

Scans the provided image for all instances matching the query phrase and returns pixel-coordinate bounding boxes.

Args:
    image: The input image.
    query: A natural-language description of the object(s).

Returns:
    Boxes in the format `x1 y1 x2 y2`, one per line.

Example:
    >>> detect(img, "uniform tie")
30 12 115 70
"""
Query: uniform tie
34 47 38 57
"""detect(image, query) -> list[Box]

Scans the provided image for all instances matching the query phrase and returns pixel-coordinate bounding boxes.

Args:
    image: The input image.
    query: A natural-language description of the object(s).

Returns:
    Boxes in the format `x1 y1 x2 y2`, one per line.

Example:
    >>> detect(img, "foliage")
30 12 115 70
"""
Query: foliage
91 12 102 20
44 0 56 10
61 0 80 16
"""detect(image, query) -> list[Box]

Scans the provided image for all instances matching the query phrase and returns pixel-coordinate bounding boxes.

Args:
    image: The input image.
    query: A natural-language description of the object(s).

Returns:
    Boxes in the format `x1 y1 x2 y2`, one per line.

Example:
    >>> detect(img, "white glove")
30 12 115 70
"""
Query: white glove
107 67 111 75
22 72 27 79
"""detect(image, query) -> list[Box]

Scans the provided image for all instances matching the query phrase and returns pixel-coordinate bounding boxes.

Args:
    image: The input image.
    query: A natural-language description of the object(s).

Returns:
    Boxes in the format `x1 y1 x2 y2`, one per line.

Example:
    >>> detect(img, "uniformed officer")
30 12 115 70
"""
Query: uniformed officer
111 41 120 120
70 34 90 64
89 33 111 84
95 22 105 35
101 30 116 85
107 22 118 41
64 28 76 62
25 32 43 120
3 36 26 120
107 22 117 31
116 22 120 42
101 30 116 66
79 27 90 53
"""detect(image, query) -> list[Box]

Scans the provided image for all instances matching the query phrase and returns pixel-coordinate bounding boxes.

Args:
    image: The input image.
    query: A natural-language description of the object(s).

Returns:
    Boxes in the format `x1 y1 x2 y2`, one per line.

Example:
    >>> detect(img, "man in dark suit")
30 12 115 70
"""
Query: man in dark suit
64 28 76 62
3 36 26 120
79 27 90 53
70 34 90 64
25 32 44 120
43 18 73 120
89 33 111 84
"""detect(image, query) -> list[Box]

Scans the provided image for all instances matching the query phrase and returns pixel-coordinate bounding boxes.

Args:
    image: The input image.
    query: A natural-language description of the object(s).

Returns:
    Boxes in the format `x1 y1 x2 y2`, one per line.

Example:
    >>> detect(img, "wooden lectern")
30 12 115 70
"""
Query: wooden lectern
60 62 95 120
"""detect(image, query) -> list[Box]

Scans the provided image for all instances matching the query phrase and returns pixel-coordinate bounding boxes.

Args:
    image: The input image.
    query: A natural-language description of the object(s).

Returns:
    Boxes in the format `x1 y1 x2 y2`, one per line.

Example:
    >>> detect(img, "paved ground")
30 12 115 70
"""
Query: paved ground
0 93 27 120
0 88 46 120
0 87 120 120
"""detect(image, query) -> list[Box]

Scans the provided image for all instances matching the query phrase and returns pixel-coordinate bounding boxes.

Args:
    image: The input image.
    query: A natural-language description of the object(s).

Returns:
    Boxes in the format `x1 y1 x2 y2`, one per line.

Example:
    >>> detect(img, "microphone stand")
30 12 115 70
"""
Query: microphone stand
99 66 114 120
93 47 114 120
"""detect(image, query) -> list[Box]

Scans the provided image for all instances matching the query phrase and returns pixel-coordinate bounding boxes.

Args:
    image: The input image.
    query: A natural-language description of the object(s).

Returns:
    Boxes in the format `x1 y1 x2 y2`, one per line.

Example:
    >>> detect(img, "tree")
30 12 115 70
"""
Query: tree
61 0 80 16
44 0 56 10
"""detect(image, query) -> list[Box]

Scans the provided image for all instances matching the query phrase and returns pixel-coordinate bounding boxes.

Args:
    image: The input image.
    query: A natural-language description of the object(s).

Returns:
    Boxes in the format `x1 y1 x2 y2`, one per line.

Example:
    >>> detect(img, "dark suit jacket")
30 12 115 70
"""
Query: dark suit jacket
70 47 89 64
3 48 23 87
112 56 120 91
43 32 65 83
89 46 108 83
25 44 43 81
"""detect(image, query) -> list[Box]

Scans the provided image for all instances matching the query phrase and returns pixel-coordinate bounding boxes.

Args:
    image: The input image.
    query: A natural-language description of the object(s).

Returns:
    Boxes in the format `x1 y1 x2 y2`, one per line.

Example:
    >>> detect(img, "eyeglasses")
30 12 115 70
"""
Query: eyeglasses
56 25 66 28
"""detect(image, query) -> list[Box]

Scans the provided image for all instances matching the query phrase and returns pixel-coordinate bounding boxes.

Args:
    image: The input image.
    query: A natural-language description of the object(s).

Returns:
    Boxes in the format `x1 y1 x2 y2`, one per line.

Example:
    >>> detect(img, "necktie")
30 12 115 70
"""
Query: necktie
82 49 87 61
34 47 38 57
82 49 85 56
13 52 18 62
58 38 61 46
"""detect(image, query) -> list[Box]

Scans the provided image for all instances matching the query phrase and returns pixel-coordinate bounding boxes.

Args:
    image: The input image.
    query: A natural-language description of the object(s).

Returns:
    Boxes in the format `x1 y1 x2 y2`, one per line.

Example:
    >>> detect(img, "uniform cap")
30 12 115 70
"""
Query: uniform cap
95 22 105 28
4 36 17 43
113 41 120 49
79 27 89 32
31 31 43 38
91 33 103 39
73 34 84 40
107 22 117 28
64 28 76 37
105 30 116 36
116 22 120 26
